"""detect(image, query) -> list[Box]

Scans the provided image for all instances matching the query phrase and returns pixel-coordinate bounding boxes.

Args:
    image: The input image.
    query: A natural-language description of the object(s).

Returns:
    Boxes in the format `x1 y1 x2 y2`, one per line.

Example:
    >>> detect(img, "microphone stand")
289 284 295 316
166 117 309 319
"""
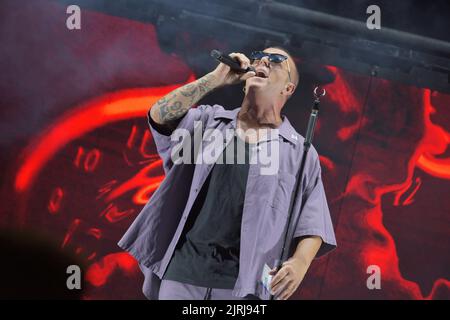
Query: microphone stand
269 86 326 300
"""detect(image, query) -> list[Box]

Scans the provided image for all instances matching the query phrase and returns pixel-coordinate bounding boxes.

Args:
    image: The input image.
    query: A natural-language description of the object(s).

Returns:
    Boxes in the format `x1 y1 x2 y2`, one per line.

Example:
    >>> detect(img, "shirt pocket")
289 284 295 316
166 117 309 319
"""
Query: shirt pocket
269 171 297 215
257 171 297 251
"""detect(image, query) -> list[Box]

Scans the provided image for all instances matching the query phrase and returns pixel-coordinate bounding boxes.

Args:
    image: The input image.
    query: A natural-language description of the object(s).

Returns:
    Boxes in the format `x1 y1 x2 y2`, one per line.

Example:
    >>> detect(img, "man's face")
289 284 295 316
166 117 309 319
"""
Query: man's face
245 47 293 99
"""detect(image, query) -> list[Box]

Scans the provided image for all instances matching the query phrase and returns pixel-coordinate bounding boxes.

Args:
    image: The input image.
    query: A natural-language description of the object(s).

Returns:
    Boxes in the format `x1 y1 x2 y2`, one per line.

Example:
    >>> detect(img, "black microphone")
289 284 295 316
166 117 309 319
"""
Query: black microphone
210 49 255 73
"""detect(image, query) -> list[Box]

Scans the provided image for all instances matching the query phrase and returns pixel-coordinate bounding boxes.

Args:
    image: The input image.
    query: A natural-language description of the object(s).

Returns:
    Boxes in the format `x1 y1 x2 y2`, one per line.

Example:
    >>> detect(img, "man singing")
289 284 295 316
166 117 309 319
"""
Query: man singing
118 47 337 300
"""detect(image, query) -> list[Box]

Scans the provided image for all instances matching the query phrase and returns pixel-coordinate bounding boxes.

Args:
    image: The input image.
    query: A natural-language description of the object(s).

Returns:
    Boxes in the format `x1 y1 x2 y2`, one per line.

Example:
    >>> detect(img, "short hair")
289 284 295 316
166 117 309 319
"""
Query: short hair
265 46 299 89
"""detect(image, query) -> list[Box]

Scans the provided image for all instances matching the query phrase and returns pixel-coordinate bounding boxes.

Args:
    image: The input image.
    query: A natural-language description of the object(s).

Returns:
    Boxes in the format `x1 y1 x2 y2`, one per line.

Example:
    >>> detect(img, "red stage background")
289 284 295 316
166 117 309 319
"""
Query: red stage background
0 0 448 299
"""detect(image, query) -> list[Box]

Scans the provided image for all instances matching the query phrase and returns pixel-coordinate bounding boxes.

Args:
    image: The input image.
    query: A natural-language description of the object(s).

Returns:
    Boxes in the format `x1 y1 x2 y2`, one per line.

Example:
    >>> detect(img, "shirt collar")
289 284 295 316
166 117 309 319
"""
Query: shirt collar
213 107 300 145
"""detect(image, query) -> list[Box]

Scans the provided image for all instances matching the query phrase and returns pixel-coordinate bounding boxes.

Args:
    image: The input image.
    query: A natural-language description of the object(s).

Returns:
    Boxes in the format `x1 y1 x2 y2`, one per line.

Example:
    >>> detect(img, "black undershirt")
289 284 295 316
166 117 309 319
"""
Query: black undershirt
163 134 253 289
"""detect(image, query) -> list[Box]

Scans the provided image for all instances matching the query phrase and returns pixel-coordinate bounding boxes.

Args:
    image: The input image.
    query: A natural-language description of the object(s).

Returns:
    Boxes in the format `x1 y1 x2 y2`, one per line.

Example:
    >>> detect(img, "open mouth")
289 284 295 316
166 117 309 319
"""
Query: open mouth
255 70 268 78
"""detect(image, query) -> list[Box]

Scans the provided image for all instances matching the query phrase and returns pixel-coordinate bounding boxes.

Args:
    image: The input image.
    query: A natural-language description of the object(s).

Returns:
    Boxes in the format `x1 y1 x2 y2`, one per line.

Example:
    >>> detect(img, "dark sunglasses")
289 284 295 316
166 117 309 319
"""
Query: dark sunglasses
249 51 291 82
250 51 288 63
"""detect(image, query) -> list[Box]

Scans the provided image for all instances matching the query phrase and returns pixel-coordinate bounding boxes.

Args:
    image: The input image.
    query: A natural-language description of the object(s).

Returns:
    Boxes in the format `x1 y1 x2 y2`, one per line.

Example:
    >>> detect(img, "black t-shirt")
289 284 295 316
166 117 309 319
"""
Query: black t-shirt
163 133 253 289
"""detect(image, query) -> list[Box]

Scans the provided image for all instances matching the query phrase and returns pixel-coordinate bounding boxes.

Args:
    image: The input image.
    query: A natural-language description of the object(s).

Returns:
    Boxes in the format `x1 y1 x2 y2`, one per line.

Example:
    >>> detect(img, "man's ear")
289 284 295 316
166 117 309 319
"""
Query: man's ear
283 82 296 96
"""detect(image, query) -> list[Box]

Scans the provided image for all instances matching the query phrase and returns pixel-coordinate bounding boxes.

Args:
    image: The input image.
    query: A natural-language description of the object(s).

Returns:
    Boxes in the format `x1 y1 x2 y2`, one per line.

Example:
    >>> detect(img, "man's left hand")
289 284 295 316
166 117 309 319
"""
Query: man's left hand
269 257 308 300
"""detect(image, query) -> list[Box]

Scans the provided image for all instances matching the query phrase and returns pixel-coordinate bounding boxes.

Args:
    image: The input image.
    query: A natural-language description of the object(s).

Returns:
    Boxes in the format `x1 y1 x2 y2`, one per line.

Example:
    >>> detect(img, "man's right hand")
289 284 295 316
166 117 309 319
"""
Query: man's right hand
210 52 256 87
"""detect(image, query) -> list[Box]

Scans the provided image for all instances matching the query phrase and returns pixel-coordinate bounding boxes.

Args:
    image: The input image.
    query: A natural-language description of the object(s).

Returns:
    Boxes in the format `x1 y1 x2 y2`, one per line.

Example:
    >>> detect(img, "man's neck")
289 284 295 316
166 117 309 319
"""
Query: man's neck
238 95 283 129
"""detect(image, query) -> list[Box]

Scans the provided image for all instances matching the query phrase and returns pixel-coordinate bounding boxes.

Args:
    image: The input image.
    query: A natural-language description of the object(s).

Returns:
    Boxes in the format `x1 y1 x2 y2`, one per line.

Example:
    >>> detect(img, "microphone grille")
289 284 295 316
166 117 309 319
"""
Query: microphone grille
210 49 222 59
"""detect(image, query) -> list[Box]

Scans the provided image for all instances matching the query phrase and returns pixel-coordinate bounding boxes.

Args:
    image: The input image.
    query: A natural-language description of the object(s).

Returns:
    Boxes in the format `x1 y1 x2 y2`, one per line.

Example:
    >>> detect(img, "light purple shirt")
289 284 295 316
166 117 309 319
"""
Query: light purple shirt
118 104 337 300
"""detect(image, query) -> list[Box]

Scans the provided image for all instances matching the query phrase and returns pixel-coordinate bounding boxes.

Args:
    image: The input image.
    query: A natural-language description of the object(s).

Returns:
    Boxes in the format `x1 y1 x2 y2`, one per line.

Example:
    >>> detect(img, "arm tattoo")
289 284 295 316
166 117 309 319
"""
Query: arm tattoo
155 73 217 123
